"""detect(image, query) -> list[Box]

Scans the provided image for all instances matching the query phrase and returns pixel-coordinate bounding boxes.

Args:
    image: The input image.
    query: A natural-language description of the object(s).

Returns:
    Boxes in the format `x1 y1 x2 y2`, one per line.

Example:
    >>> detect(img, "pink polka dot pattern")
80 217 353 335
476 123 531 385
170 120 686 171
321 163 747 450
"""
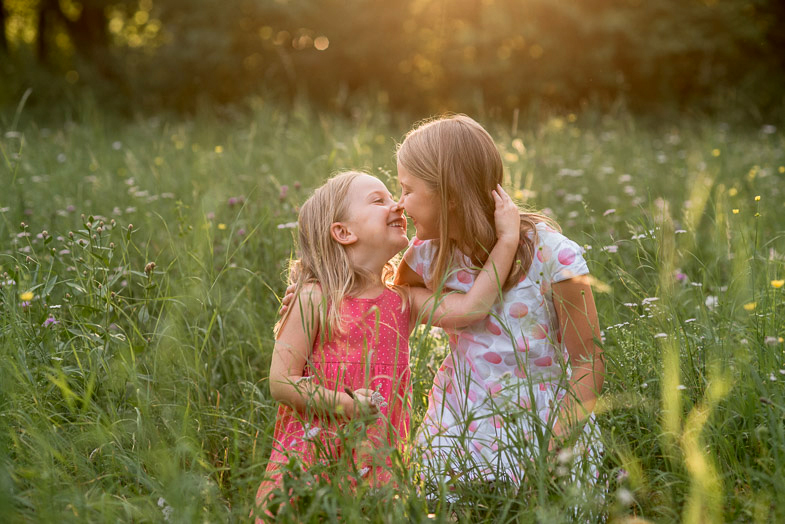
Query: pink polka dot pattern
255 288 411 508
483 352 502 364
485 317 502 336
509 302 529 318
537 245 552 263
403 222 598 484
533 356 553 367
558 247 576 266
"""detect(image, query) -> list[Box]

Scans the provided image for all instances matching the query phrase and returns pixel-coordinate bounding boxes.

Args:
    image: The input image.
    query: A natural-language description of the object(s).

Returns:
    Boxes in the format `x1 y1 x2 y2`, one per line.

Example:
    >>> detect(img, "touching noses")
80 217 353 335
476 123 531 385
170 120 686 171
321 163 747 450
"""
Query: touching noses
392 197 405 214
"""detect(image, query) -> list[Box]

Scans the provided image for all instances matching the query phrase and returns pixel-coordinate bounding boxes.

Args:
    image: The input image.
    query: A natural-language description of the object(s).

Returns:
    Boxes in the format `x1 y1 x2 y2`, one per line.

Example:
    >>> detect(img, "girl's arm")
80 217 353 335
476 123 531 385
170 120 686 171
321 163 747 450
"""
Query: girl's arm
550 277 604 447
269 284 376 419
394 257 426 287
410 185 520 329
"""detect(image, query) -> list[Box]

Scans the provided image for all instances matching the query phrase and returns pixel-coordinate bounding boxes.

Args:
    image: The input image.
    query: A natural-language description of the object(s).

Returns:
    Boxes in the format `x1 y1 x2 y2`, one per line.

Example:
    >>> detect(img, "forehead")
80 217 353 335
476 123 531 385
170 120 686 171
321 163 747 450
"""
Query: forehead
349 174 390 195
396 163 427 189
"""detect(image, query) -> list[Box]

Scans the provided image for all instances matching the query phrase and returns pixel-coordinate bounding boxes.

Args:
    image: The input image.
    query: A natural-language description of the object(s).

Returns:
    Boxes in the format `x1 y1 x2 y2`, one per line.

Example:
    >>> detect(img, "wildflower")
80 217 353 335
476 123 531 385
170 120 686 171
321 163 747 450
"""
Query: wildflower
237 228 246 236
556 448 574 464
206 212 215 220
705 296 718 309
112 141 122 150
677 384 687 391
769 373 777 382
743 302 756 311
728 187 738 196
732 209 739 214
711 149 720 157
603 209 616 217
765 336 778 346
294 181 301 190
214 145 223 154
755 195 761 201
654 333 668 339
157 497 173 522
217 223 227 230
20 291 34 301
771 280 784 289
674 271 687 282
603 245 618 253
642 297 660 305
616 468 629 483
277 222 297 229
144 261 156 274
42 316 59 327
279 185 289 201
617 488 634 506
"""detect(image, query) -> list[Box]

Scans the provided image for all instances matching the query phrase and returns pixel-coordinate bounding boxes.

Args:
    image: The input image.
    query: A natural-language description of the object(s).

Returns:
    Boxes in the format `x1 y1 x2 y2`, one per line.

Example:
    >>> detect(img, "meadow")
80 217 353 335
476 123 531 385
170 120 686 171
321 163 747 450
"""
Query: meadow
1 99 784 522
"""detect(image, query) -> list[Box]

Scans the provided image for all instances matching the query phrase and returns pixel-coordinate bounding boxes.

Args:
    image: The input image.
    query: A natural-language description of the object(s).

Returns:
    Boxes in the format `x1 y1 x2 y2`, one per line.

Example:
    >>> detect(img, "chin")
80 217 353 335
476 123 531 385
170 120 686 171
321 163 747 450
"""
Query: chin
414 228 436 241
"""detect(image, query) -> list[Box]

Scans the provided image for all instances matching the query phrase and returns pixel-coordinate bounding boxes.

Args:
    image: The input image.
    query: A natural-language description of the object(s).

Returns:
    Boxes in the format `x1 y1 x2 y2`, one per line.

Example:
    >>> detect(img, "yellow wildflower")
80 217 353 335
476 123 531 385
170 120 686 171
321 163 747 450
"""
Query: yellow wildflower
732 209 739 214
772 280 784 289
743 302 756 311
755 195 761 201
214 146 224 154
217 223 227 230
20 291 34 301
711 149 720 157
728 187 738 196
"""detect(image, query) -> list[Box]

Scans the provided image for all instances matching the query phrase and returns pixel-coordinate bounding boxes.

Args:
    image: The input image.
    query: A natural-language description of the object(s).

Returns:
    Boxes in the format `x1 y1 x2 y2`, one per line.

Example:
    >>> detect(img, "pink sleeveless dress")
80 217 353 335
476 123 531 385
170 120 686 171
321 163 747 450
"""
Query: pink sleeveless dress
254 287 411 514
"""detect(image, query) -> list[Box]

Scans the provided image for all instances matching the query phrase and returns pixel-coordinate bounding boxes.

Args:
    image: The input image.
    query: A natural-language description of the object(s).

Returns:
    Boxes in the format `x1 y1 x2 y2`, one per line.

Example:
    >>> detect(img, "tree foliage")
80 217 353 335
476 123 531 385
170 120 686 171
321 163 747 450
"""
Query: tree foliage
1 0 783 113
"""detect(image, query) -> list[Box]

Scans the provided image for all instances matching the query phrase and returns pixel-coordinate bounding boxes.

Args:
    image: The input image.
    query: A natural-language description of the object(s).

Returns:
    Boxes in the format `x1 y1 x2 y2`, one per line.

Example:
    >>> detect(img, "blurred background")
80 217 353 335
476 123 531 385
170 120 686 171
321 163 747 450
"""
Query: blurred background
1 0 784 117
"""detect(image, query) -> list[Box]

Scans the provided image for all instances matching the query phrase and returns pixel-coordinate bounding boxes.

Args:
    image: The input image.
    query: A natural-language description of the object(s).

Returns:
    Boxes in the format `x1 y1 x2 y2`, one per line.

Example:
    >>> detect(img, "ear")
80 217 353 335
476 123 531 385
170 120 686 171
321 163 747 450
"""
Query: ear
330 222 358 245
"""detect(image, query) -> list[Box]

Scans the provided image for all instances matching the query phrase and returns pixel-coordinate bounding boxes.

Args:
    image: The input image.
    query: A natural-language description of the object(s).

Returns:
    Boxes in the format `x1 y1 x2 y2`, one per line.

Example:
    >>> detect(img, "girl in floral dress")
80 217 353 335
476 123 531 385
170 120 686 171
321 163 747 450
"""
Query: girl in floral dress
395 115 604 489
254 170 521 519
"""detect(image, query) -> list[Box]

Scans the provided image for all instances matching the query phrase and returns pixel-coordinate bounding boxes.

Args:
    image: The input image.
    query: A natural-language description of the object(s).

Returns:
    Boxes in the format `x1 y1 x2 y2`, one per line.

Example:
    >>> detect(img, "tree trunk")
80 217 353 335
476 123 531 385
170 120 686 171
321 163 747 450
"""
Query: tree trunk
0 1 7 51
36 0 61 63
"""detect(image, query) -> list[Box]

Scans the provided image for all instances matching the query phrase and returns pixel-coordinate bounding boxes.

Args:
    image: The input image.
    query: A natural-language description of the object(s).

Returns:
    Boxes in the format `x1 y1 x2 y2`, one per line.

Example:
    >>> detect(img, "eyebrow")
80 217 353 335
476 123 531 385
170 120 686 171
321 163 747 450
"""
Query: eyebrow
368 189 392 199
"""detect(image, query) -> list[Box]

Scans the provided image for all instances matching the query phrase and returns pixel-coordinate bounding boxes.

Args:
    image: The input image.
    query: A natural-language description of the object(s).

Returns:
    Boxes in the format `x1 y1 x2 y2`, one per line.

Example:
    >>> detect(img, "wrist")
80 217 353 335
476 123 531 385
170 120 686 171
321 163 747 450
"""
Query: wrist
497 233 520 245
338 392 355 419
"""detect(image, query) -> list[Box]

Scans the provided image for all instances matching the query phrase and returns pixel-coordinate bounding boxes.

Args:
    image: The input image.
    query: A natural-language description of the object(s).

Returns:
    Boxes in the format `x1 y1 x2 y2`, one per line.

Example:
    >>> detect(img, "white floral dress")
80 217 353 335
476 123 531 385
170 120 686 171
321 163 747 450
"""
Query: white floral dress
404 222 601 485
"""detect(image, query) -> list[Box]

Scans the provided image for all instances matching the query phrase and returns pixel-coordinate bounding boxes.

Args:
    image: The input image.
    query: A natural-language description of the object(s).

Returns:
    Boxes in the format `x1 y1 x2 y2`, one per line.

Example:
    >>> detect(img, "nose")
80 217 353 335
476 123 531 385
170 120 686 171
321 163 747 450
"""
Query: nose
392 198 404 213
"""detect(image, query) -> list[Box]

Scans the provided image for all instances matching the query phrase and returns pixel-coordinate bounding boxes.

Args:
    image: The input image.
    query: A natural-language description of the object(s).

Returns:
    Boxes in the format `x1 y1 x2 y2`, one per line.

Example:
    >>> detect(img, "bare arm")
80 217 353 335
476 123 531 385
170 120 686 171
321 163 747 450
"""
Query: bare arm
269 284 376 419
394 256 426 287
550 276 604 446
410 185 520 329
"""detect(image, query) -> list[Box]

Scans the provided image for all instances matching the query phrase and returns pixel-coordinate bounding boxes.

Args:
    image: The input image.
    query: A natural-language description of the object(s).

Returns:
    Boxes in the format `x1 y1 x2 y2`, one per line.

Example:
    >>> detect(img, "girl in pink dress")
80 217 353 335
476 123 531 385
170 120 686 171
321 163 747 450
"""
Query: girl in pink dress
394 115 605 490
253 171 521 519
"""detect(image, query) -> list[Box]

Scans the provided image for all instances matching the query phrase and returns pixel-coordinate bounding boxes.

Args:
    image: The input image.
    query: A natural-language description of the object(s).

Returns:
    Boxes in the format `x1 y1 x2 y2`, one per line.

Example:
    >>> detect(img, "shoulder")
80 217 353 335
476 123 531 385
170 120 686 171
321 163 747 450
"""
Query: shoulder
401 237 438 280
403 237 436 258
295 282 324 309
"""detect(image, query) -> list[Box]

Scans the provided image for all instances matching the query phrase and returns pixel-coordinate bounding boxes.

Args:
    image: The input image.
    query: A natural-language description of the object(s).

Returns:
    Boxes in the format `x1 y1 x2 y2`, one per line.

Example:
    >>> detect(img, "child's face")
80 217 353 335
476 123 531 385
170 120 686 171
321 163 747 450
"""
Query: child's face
343 175 409 254
397 161 440 240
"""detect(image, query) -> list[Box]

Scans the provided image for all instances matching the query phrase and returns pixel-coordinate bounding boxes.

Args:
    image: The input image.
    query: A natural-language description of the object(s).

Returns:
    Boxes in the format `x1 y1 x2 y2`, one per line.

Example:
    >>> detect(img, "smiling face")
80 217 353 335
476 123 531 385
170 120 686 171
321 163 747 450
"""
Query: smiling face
397 161 441 240
339 174 409 256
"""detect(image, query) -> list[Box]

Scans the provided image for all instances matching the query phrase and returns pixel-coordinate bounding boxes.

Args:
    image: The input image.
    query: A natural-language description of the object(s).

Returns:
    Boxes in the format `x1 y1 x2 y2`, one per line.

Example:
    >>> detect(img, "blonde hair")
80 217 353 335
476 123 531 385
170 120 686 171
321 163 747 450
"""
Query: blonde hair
397 114 557 291
275 171 397 338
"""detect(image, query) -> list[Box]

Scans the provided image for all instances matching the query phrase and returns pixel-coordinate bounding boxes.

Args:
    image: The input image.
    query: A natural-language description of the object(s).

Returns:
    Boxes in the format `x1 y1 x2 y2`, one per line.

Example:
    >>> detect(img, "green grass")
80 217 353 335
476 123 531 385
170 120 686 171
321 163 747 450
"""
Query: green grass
1 100 784 522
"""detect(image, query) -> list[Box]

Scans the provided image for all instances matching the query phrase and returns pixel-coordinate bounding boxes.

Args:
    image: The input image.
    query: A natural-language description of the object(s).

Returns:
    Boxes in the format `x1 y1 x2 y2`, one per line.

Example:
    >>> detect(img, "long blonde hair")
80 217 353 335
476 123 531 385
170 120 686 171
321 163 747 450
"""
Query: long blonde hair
275 171 397 338
397 114 557 291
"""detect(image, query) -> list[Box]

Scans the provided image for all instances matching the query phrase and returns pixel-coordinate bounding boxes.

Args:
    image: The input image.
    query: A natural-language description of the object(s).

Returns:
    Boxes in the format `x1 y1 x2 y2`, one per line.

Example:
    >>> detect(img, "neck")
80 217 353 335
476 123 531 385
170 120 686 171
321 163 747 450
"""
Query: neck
345 246 389 295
